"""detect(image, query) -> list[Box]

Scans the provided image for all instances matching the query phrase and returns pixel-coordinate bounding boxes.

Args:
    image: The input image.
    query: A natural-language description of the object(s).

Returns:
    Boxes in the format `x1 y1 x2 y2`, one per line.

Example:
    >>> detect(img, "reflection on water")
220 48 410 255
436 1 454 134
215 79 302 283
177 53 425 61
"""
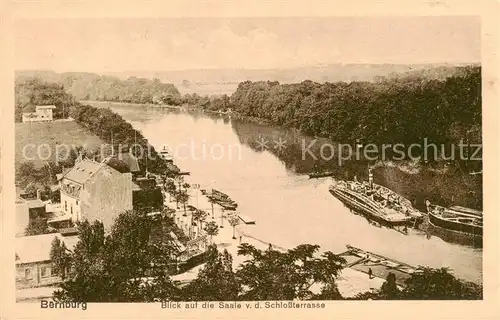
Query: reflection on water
104 103 482 284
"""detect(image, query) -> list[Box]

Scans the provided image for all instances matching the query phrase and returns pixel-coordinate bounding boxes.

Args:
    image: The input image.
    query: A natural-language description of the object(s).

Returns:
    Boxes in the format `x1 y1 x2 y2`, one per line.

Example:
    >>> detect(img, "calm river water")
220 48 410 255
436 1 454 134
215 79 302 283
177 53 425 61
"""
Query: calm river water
103 103 482 284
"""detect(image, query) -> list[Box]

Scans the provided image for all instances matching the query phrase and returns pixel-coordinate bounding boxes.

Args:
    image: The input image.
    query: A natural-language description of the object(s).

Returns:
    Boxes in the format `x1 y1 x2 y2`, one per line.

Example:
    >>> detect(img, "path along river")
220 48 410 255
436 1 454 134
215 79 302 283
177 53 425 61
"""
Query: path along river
100 102 482 284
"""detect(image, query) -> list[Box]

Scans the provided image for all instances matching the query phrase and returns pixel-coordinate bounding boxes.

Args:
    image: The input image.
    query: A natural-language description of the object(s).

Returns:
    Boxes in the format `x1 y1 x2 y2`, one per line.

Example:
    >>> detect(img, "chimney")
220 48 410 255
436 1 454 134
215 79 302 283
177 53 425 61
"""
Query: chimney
36 189 41 200
75 152 83 164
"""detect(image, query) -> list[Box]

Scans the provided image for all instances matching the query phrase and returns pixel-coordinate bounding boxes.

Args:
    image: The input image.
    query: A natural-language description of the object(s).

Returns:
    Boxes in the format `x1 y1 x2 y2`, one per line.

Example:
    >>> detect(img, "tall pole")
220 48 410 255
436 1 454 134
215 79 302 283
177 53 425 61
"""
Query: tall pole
220 209 224 228
111 131 114 156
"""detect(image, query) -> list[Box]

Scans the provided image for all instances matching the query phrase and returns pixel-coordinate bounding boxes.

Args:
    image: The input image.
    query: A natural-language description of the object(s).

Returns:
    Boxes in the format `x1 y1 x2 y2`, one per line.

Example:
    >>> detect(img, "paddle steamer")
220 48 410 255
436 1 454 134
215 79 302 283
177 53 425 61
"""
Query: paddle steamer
329 170 423 227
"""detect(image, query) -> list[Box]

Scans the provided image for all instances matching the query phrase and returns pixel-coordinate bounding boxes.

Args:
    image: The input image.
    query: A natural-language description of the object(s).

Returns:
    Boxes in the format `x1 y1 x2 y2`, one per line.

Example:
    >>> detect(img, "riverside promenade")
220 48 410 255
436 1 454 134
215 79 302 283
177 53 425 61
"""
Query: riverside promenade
167 186 385 297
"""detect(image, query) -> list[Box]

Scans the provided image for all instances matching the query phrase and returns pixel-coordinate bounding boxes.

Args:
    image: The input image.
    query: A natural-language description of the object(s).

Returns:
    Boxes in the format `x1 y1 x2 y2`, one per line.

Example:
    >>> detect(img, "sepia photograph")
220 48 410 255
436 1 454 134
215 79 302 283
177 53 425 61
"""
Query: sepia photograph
1 1 499 319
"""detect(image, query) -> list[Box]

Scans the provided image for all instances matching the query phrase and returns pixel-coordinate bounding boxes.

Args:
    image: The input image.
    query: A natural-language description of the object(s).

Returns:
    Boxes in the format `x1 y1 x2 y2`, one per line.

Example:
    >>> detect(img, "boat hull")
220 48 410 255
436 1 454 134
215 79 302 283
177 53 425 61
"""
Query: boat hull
428 211 482 236
309 172 334 179
330 188 412 227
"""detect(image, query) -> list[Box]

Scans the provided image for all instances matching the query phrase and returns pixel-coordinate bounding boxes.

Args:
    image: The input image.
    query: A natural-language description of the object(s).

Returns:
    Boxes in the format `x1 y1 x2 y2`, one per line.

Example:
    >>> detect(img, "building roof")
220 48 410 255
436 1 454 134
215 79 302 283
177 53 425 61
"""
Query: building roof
22 112 39 117
59 227 79 236
103 156 131 174
118 152 140 172
15 233 77 264
25 199 45 209
62 159 105 184
166 163 180 173
36 105 57 109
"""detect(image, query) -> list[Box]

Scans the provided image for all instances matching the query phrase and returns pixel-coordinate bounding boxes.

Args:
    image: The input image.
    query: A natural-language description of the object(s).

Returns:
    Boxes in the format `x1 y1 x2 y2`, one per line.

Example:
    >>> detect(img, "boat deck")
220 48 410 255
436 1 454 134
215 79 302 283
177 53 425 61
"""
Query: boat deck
339 246 419 287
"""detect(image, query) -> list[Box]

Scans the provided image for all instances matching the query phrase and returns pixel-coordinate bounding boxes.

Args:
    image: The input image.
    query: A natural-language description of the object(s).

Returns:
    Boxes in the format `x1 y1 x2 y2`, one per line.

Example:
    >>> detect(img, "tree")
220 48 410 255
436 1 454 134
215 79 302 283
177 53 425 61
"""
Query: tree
182 245 240 301
378 272 400 299
53 220 109 302
401 267 482 300
192 209 208 236
208 197 216 219
204 221 219 244
16 162 37 188
236 243 345 300
25 217 52 236
175 190 190 216
228 215 240 240
353 267 482 300
50 237 72 280
164 178 176 203
53 211 180 302
15 78 76 122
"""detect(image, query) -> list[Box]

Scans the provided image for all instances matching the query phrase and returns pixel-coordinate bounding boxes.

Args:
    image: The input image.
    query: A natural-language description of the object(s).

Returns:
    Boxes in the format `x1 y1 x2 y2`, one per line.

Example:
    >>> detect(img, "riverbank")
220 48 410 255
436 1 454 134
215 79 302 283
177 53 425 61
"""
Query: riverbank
89 100 483 285
163 185 386 297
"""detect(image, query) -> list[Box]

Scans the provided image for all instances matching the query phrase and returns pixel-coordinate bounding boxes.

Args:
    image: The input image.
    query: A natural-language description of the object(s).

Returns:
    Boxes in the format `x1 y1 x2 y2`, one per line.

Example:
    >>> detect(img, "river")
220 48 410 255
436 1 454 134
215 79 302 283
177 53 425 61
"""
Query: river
98 102 482 284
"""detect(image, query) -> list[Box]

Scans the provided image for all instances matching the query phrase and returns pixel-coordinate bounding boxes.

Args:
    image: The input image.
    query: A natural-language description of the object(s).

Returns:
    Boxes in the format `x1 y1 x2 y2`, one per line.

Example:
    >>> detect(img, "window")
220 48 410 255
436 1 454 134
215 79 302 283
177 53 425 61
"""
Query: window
70 205 73 214
25 268 32 279
76 200 79 205
64 201 67 211
40 266 50 278
66 266 74 275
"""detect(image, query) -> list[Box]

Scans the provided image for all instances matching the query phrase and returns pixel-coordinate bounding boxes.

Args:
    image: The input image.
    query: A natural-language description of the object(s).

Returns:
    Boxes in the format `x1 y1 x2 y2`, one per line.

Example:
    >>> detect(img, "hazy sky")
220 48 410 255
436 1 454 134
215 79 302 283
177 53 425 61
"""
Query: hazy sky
15 17 480 72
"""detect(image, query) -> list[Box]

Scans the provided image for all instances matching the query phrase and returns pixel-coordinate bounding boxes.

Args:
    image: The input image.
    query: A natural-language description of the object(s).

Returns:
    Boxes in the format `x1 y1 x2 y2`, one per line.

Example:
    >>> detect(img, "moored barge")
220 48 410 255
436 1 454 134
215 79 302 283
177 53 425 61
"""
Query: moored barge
308 171 334 179
426 201 482 237
207 188 238 211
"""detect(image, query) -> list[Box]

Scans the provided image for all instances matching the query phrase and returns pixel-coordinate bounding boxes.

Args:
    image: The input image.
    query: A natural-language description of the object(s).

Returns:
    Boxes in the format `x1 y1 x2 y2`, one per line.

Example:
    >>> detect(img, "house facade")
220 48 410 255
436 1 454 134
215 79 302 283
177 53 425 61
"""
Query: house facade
59 158 133 230
15 233 77 288
22 105 57 123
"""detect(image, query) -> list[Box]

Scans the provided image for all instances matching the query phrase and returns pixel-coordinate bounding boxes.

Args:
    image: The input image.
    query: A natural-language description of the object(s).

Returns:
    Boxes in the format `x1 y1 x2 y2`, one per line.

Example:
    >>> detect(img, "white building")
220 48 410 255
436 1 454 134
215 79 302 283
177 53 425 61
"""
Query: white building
58 158 133 230
22 105 57 123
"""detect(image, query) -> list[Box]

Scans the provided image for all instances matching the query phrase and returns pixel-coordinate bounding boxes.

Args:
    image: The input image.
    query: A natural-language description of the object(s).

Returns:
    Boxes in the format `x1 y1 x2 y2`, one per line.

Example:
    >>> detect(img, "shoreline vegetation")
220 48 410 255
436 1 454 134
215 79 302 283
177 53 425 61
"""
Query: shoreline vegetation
14 66 483 300
83 98 483 211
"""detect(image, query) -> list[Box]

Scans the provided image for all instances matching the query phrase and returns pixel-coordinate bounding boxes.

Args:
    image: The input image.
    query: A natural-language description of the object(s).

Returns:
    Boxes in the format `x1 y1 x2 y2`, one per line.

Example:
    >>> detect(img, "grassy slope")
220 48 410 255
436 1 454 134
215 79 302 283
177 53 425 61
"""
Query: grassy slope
15 121 105 168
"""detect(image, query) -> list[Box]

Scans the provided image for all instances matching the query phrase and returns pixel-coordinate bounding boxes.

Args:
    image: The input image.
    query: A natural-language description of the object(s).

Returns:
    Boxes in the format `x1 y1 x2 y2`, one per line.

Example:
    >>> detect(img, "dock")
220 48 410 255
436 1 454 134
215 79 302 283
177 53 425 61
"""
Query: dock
338 245 421 287
238 214 256 225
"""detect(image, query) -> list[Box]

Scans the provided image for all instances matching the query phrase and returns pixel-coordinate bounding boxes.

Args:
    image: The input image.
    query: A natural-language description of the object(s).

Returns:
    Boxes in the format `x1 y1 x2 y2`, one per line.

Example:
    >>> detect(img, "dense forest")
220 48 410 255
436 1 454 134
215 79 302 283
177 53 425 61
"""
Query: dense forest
15 71 181 109
65 75 181 104
14 78 75 122
223 66 481 151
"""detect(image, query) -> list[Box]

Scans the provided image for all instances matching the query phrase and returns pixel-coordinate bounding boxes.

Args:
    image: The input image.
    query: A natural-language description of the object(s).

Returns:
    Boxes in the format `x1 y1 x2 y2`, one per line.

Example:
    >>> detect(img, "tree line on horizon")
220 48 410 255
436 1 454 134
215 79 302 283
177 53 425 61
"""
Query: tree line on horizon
219 66 481 155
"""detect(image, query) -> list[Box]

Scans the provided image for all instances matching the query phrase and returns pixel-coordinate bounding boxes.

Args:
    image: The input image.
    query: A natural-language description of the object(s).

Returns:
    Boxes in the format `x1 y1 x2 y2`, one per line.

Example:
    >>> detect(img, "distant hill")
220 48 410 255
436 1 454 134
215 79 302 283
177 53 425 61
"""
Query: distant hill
16 63 479 97
103 63 478 85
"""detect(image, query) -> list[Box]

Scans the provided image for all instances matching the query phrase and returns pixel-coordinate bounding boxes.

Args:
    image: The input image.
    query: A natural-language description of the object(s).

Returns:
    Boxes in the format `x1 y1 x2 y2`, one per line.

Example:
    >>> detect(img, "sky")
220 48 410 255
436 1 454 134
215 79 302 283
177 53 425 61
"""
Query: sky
15 17 480 72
